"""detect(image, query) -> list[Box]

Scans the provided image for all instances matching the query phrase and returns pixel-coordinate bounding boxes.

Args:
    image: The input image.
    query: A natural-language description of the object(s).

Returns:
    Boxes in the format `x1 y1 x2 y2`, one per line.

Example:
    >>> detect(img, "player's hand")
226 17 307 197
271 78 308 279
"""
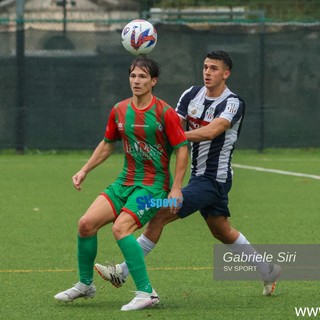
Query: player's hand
167 188 183 215
72 170 87 191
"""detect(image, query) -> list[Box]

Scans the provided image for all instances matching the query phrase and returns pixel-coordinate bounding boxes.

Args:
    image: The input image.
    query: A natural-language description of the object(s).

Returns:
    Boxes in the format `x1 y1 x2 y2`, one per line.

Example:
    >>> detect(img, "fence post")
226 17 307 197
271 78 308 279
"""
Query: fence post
258 10 265 152
16 0 26 154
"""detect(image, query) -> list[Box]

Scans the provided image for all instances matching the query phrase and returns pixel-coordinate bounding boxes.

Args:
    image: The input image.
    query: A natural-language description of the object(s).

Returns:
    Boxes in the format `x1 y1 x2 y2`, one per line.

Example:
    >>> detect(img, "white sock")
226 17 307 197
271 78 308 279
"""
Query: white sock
228 233 270 277
119 234 156 278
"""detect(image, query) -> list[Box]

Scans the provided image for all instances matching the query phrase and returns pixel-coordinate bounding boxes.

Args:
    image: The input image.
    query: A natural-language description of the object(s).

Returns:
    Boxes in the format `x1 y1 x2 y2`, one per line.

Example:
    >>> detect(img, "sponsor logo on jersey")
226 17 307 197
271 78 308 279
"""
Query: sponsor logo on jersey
188 119 201 129
188 100 204 118
204 106 215 122
124 140 164 159
156 122 163 132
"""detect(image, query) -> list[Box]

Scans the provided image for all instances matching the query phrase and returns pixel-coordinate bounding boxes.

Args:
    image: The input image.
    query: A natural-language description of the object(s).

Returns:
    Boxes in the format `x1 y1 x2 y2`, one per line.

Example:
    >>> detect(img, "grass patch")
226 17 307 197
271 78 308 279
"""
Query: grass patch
1 150 320 319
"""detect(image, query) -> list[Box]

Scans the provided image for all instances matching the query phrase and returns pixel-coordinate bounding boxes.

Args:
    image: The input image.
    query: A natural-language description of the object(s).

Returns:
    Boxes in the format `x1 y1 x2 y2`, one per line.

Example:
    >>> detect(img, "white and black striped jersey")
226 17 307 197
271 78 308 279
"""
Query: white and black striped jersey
176 86 245 183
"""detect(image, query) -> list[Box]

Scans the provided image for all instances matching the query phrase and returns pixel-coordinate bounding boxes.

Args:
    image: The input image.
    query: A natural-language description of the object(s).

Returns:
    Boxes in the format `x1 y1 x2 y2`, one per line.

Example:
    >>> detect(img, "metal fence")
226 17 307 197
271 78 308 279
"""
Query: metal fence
0 19 319 151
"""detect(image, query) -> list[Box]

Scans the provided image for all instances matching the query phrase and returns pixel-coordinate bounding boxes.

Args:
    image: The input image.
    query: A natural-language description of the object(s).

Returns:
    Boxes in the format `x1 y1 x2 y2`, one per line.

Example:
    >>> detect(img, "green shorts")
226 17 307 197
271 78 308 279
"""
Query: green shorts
100 180 168 228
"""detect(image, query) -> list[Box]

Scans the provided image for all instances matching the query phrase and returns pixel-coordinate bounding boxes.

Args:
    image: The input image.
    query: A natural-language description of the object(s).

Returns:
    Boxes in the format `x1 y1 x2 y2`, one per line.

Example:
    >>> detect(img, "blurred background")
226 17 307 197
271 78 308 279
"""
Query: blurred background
0 0 319 151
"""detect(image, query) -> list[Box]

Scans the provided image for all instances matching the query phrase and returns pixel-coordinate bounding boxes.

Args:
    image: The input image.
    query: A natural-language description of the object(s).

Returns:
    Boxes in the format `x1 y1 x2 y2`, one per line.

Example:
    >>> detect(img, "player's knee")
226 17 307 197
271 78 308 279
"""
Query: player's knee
111 223 121 239
78 216 95 237
211 228 225 241
112 221 132 240
211 226 238 244
206 216 233 242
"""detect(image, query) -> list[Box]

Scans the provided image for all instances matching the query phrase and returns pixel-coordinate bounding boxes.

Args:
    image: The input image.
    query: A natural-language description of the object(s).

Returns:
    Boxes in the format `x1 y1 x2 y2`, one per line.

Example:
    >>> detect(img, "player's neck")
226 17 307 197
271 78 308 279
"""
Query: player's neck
206 84 226 98
132 93 154 110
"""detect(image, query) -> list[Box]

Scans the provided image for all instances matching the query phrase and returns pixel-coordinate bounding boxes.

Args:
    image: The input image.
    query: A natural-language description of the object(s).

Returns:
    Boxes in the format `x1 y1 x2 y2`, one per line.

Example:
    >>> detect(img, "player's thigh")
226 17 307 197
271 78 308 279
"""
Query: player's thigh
148 207 179 226
101 181 127 216
79 195 116 232
112 211 140 240
178 176 216 218
199 179 232 220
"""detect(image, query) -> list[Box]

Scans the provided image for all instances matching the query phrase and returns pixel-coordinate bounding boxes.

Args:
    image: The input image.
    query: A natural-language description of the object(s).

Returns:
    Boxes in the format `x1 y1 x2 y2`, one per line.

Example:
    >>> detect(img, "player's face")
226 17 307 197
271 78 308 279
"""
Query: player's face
203 58 231 90
129 66 157 97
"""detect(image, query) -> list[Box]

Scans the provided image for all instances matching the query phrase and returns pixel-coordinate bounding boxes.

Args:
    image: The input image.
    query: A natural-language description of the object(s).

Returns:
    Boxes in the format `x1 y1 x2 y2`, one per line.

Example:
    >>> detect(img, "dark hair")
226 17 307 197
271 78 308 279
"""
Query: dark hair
129 56 160 78
206 50 233 70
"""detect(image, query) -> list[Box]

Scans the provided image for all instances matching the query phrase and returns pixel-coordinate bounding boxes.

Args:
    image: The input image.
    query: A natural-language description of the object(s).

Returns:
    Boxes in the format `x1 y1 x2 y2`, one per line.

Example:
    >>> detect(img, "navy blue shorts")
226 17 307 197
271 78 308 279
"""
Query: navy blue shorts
177 175 232 219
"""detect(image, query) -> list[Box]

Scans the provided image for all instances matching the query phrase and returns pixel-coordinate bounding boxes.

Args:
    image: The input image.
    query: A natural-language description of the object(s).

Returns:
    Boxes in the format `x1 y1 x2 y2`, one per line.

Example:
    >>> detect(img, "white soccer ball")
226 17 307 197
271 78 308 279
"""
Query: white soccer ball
121 19 157 56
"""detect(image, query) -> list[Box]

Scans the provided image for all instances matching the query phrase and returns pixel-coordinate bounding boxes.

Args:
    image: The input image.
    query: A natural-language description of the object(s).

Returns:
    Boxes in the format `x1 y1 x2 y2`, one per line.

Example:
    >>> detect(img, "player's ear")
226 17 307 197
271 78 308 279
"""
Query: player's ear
223 69 231 80
151 77 158 87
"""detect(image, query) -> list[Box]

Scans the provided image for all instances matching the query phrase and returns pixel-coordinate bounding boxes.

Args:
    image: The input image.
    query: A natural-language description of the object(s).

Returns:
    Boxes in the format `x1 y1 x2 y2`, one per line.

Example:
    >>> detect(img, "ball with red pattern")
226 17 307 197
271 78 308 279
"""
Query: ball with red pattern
121 19 157 56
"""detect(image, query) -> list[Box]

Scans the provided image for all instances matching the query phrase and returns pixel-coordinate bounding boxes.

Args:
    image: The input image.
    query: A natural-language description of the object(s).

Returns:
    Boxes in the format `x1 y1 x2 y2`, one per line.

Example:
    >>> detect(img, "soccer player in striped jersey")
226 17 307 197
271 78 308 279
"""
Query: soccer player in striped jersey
96 51 281 296
54 57 189 311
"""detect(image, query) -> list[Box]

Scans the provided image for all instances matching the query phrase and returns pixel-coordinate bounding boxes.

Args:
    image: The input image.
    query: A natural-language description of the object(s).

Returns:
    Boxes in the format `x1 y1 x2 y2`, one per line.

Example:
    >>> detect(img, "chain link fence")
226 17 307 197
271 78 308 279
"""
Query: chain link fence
0 16 319 151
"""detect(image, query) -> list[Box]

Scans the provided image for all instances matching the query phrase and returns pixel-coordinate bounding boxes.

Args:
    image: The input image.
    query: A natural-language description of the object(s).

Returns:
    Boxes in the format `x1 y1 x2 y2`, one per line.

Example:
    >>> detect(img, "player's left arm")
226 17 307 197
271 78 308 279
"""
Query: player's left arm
163 107 189 213
185 117 230 142
168 144 188 214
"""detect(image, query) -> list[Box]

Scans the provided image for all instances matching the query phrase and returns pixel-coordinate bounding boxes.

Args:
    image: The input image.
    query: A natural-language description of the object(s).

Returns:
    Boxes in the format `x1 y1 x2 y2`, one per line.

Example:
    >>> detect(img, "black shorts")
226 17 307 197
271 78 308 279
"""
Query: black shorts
178 175 232 219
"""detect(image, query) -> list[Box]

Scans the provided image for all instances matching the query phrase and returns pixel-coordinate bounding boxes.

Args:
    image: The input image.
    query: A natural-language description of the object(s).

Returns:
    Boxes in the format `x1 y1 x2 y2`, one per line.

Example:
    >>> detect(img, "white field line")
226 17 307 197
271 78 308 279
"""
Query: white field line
233 164 320 180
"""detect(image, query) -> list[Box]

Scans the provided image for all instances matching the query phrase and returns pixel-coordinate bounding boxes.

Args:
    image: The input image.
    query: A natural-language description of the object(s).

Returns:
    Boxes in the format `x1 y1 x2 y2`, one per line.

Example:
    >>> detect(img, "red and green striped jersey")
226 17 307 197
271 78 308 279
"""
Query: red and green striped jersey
104 96 188 191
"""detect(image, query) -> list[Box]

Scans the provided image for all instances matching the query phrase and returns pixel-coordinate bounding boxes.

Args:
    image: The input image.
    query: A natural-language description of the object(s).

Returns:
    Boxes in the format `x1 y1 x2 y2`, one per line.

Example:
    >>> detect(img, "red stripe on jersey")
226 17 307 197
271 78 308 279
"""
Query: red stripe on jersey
187 116 210 130
116 99 137 185
123 143 137 185
104 107 121 141
131 98 156 187
154 101 170 190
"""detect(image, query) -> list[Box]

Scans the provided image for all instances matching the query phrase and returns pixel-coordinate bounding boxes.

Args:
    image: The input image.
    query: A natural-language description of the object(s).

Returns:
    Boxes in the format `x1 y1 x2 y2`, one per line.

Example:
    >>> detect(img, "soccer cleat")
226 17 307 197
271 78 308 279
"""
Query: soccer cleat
262 264 282 296
121 289 159 311
94 263 126 288
54 282 96 302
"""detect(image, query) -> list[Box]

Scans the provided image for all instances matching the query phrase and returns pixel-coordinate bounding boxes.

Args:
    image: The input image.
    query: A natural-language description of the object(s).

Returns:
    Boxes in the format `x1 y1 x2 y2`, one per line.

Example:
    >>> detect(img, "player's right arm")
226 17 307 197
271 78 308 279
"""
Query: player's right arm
72 140 115 191
73 106 120 191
